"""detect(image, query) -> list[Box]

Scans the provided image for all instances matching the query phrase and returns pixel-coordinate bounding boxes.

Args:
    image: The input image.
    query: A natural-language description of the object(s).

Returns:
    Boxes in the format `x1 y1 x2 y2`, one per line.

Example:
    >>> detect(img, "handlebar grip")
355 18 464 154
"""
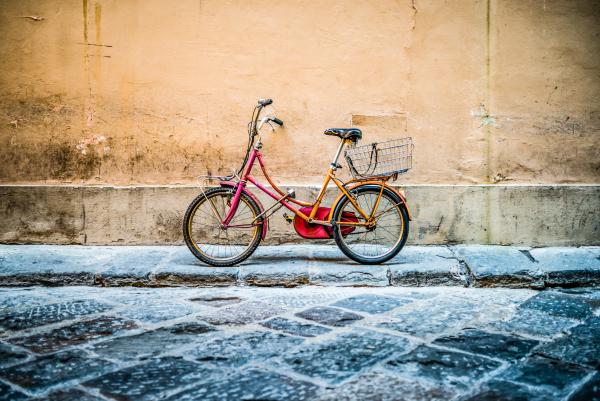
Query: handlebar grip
258 98 273 106
272 117 284 126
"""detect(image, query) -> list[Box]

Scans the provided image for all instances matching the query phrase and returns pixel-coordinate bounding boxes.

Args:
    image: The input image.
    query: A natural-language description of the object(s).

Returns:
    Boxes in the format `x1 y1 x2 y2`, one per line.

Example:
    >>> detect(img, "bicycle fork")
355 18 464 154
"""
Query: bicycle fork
221 181 247 226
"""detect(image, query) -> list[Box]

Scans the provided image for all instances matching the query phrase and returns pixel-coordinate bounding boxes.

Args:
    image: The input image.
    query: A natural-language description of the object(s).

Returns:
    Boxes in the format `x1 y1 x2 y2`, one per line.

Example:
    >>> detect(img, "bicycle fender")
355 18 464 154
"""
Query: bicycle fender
328 182 412 221
219 181 268 239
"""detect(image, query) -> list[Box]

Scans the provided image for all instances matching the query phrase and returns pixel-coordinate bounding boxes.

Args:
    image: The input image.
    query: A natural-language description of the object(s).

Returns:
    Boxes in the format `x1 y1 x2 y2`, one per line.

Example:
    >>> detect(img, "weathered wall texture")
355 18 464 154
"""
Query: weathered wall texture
1 0 599 185
1 185 598 246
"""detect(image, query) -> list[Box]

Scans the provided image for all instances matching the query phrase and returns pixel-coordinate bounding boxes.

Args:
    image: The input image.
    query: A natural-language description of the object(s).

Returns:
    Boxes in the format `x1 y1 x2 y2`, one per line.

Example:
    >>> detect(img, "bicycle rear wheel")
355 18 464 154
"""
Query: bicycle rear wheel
331 185 409 264
183 187 263 267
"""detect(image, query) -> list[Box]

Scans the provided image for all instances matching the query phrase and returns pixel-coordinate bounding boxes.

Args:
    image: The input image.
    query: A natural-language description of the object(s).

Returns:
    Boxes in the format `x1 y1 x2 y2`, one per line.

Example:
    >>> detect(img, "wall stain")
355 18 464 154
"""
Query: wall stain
0 188 84 244
1 91 597 185
154 212 183 243
484 0 493 244
94 3 102 44
83 0 88 43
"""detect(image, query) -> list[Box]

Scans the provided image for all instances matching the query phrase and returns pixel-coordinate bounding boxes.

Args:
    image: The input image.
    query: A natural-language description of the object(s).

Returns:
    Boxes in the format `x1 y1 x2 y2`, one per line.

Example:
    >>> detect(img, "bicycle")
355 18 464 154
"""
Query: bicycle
183 99 413 267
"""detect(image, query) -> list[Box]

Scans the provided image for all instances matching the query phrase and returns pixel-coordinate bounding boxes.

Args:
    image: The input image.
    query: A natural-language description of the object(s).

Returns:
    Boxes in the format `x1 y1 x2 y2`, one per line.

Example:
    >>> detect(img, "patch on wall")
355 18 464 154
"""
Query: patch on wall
351 113 407 136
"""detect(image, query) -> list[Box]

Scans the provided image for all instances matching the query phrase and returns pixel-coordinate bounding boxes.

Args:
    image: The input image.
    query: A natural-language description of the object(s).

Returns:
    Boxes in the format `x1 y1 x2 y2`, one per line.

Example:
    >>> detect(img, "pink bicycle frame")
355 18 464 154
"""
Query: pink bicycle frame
221 148 314 229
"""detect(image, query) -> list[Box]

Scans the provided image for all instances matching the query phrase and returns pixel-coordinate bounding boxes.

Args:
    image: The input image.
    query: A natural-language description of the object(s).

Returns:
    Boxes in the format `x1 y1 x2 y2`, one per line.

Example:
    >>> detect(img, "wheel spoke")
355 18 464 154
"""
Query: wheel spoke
335 189 406 261
187 191 260 263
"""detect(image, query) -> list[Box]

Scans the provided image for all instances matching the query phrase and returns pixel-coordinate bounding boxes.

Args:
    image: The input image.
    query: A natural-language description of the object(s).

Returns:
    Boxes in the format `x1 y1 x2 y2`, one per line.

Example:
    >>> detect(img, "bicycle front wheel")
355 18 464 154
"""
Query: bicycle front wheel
331 185 409 264
183 187 263 267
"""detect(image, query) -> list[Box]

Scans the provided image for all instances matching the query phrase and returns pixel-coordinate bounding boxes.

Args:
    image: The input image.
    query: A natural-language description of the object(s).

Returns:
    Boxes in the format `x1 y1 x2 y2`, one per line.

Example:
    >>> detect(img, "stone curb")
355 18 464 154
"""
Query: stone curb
0 245 598 289
453 245 600 289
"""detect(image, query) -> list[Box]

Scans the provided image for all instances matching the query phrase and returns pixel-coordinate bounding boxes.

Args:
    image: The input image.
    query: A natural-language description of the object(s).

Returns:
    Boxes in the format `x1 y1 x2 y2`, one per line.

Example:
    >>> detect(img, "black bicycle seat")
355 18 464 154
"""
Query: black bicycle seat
323 128 362 141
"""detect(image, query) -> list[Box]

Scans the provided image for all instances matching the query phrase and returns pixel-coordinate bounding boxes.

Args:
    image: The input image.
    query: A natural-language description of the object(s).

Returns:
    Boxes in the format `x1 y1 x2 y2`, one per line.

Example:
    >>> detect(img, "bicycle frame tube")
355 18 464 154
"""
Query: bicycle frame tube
221 149 259 225
222 148 373 228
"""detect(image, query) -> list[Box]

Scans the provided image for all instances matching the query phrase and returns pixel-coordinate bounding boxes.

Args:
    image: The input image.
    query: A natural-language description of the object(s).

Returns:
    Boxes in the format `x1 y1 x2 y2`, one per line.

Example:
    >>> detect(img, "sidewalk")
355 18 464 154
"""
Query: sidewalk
0 245 598 288
0 286 599 400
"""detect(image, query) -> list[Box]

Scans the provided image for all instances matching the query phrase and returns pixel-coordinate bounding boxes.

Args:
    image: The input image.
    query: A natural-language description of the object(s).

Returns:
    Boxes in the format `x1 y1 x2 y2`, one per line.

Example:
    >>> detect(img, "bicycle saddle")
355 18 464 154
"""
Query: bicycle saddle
323 128 362 141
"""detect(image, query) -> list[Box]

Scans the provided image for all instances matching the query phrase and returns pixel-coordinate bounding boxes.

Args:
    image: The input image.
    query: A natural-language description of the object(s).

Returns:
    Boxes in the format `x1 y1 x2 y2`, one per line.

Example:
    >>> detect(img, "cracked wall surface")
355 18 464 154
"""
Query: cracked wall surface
0 0 598 185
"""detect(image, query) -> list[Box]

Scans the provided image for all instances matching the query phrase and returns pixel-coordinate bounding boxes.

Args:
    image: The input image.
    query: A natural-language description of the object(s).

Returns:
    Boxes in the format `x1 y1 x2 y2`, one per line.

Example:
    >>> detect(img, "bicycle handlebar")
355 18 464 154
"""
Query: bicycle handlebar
232 99 281 179
254 99 284 131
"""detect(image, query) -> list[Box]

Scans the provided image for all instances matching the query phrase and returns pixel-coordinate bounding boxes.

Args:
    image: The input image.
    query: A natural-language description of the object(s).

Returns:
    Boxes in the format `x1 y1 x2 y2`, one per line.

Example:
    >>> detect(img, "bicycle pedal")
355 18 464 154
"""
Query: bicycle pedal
283 213 294 224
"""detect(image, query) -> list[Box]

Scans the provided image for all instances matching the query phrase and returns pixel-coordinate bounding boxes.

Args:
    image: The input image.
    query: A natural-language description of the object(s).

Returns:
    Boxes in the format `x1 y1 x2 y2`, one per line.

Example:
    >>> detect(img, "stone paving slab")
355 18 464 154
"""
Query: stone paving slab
186 294 242 308
239 246 311 287
0 349 116 394
83 356 213 401
520 290 596 320
7 317 138 354
384 344 503 389
295 306 364 327
42 388 104 401
0 246 114 287
432 328 539 361
279 329 412 384
462 379 554 401
114 301 199 324
165 367 322 401
499 355 592 397
152 247 239 287
260 317 332 337
0 343 30 368
531 247 600 287
308 264 390 287
569 373 600 401
86 321 216 361
95 247 176 286
1 245 599 289
0 299 114 332
487 307 580 338
318 369 454 401
377 293 518 340
452 245 600 289
189 330 305 367
0 292 54 312
332 293 412 314
390 246 465 286
536 315 600 368
197 300 286 326
0 381 28 401
0 286 597 400
452 245 545 288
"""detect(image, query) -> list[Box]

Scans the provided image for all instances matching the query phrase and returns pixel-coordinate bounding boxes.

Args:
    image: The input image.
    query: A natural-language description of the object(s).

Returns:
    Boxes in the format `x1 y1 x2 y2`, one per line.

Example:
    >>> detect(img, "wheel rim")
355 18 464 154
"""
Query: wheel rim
188 191 260 262
335 190 404 260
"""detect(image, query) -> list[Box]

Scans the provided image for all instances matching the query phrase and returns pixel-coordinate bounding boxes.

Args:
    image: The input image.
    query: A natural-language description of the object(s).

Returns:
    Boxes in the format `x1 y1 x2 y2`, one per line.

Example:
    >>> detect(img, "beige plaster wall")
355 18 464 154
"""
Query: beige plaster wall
0 0 599 185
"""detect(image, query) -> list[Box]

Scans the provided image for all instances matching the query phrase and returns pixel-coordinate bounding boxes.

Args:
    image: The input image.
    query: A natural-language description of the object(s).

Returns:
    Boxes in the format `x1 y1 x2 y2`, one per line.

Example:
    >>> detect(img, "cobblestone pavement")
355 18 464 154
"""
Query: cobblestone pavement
0 286 598 400
1 245 599 288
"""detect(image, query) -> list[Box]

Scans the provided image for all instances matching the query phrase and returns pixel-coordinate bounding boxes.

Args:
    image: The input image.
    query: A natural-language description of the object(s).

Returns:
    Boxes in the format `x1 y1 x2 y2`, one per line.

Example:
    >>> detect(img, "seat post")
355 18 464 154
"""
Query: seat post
331 139 346 169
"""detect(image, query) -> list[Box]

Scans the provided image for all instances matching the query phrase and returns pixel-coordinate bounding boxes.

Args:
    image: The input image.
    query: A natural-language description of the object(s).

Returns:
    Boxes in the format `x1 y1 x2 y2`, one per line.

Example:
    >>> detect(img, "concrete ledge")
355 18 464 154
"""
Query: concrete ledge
1 184 599 246
390 246 464 286
530 247 600 288
239 247 311 287
454 245 600 289
152 247 239 287
1 245 598 289
453 245 545 288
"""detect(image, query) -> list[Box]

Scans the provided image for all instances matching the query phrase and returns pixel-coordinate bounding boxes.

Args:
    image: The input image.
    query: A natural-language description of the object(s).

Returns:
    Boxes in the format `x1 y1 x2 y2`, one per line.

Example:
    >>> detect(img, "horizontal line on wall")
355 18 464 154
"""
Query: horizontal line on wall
1 184 599 189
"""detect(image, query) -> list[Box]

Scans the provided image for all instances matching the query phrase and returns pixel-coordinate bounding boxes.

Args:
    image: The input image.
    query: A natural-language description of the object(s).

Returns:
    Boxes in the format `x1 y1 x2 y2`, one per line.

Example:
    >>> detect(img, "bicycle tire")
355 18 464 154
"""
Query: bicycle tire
183 187 263 267
332 185 409 264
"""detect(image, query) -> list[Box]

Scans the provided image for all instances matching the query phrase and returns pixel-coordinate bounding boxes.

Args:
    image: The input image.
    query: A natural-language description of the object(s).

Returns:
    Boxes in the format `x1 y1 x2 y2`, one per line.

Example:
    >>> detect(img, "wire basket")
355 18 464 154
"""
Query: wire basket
344 137 413 179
